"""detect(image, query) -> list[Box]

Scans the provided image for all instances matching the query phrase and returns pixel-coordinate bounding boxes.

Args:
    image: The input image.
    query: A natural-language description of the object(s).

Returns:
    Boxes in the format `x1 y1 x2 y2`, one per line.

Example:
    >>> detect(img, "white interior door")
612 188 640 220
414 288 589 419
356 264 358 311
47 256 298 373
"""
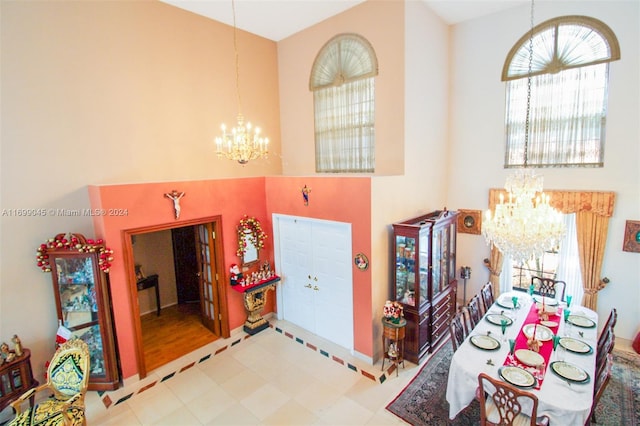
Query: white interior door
275 215 354 351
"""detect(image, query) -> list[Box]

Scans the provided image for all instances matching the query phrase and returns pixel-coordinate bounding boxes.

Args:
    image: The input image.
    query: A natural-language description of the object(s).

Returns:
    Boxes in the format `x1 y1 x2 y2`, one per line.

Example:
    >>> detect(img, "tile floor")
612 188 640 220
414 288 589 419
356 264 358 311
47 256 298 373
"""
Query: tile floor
85 319 427 425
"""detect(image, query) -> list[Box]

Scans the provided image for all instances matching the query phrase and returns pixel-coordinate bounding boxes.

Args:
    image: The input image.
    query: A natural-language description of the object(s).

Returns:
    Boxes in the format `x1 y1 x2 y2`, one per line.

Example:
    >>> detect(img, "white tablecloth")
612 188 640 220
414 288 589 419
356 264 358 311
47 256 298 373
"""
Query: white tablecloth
446 291 598 425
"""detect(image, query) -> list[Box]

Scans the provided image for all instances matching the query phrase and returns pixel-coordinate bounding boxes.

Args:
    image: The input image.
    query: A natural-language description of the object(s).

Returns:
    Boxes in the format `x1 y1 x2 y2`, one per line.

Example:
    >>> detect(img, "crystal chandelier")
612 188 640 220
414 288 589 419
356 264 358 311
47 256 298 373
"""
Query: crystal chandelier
482 0 565 264
215 0 269 165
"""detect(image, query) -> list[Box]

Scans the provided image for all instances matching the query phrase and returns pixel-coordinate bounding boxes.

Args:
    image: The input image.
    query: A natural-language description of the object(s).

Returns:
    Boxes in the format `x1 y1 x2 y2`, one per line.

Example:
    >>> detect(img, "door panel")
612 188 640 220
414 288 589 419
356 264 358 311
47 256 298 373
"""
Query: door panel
195 223 220 335
277 216 353 351
279 218 314 331
171 227 200 304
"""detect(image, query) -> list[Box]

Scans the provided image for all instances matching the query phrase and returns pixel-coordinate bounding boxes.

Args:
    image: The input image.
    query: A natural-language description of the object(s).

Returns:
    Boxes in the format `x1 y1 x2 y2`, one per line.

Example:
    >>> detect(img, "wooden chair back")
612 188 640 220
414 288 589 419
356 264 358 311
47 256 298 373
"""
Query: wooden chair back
531 276 566 301
450 310 468 352
478 372 547 426
467 294 482 330
589 353 613 424
480 282 495 314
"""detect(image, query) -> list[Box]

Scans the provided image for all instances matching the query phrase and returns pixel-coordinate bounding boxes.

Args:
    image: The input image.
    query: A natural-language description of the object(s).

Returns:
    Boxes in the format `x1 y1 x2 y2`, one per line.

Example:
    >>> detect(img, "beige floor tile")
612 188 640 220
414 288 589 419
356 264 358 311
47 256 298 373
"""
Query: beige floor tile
318 396 375 425
91 407 143 426
261 399 321 426
163 366 217 404
293 381 344 416
239 383 291 420
152 406 202 426
126 383 184 425
184 383 236 424
205 402 261 425
218 368 267 400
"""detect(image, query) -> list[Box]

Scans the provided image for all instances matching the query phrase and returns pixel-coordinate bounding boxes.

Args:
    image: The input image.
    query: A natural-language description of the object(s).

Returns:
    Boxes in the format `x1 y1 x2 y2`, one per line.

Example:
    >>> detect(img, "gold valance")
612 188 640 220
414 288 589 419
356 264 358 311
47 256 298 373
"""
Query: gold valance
488 189 616 217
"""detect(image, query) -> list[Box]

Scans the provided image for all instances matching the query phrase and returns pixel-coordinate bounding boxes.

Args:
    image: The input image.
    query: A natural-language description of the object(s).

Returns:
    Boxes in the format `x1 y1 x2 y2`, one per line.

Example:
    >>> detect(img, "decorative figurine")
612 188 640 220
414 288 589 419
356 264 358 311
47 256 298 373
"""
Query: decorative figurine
12 335 23 357
1 342 15 363
301 185 311 206
164 190 185 219
229 264 244 286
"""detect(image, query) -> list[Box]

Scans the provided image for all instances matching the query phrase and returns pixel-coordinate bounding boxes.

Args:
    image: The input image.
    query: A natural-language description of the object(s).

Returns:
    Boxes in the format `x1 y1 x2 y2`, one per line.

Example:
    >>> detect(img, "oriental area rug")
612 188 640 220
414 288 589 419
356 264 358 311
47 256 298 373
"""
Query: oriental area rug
386 341 639 426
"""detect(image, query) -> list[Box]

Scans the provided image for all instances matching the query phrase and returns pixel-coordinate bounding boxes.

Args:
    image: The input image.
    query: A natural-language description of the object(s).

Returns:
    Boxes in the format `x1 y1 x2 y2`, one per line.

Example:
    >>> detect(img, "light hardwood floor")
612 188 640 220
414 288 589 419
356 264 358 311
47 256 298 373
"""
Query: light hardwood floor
141 304 219 372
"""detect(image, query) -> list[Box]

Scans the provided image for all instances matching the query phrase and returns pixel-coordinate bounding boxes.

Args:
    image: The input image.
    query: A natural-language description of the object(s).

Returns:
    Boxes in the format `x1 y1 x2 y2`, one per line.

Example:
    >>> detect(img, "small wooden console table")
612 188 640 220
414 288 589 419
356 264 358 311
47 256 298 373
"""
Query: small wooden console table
381 318 407 376
231 276 280 335
0 349 39 413
137 274 160 316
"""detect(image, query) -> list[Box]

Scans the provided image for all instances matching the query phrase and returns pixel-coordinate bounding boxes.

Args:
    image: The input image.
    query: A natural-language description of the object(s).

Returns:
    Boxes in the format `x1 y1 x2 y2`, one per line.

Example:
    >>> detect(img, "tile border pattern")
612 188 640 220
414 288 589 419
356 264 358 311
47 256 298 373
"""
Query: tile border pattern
97 323 400 409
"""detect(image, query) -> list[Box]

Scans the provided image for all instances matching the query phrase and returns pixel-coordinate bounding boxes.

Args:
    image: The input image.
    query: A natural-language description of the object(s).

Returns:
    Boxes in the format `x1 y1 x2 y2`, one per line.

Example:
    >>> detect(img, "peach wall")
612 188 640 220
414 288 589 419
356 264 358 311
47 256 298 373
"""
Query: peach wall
277 0 405 176
89 178 271 378
265 177 373 357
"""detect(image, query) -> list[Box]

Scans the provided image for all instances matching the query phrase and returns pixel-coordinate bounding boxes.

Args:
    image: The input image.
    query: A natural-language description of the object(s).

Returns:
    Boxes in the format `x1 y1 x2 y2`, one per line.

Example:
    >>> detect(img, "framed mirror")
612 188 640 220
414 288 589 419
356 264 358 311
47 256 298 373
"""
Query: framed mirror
237 216 266 267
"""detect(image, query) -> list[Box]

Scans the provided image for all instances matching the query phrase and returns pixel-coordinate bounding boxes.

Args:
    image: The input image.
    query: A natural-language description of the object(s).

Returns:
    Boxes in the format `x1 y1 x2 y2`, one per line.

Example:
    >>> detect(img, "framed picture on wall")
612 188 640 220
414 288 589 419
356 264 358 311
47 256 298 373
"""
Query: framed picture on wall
457 209 482 235
622 220 640 253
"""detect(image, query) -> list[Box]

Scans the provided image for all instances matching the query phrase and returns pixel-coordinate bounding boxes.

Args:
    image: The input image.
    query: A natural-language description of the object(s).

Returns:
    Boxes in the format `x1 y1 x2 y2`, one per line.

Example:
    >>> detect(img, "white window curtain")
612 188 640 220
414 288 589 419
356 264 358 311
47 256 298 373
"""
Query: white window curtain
314 78 375 172
555 213 584 304
505 64 608 168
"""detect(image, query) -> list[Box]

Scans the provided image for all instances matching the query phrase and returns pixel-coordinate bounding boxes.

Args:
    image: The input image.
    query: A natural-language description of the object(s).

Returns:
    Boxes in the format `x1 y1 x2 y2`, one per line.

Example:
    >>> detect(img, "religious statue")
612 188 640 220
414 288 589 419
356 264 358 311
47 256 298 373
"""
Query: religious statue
164 190 185 219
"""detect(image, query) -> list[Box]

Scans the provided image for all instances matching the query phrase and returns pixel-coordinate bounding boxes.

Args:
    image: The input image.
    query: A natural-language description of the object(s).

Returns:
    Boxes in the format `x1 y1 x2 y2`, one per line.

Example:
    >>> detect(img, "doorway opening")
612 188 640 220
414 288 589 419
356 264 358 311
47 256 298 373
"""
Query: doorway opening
123 216 229 378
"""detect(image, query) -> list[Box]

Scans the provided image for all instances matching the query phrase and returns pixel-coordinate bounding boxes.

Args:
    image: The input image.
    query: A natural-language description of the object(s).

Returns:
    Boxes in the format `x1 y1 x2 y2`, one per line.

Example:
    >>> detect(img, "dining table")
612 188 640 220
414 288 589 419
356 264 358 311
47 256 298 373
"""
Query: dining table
446 291 599 425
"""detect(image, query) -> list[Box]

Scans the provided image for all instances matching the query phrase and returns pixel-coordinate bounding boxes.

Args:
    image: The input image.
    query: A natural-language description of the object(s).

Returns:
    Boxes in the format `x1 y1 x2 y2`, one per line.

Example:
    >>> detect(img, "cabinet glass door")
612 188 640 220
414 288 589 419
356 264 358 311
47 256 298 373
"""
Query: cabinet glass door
395 235 416 306
54 256 107 379
418 229 429 306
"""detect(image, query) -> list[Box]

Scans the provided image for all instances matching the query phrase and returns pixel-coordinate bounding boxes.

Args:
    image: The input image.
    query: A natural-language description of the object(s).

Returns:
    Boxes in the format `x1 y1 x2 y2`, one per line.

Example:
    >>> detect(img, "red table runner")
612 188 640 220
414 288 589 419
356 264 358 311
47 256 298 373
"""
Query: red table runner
502 301 560 389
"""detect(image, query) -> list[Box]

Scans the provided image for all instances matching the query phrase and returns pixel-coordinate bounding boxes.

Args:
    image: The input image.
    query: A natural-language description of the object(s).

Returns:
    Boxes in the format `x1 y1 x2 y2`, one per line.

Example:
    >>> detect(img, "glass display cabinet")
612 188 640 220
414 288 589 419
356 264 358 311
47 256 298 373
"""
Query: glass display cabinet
37 233 120 391
392 210 458 363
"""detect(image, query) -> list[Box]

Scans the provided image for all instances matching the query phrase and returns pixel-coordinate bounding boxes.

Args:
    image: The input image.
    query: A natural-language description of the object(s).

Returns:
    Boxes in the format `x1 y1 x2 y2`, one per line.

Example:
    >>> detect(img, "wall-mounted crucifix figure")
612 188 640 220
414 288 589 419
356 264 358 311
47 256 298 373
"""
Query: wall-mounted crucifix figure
164 190 185 219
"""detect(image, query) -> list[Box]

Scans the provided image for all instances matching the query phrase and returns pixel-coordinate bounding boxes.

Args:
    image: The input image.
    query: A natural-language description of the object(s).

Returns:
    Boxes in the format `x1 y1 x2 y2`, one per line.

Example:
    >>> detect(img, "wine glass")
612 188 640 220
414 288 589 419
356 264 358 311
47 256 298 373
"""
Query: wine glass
566 295 573 308
500 319 508 343
563 308 572 337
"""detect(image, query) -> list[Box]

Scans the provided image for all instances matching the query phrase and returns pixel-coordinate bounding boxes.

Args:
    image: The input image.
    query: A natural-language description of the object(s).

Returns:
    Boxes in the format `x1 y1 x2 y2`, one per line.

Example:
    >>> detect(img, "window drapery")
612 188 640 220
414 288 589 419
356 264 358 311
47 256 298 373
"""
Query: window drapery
487 190 614 310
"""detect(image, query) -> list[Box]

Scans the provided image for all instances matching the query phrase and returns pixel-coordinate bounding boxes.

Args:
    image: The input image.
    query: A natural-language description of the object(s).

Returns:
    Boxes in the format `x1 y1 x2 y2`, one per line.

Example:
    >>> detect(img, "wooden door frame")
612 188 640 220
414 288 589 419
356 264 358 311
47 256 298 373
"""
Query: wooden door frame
122 216 229 379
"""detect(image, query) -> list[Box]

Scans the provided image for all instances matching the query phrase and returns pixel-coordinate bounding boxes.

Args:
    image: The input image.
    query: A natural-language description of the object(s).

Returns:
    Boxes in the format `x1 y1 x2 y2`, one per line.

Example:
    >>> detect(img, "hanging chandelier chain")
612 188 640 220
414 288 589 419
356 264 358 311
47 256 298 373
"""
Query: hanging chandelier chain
232 0 242 114
524 0 534 168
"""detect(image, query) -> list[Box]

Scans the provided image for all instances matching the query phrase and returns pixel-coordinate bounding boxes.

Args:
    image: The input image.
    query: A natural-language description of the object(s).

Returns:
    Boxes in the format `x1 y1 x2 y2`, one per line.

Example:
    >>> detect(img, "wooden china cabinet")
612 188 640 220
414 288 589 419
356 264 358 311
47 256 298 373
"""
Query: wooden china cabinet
391 210 458 364
37 233 120 391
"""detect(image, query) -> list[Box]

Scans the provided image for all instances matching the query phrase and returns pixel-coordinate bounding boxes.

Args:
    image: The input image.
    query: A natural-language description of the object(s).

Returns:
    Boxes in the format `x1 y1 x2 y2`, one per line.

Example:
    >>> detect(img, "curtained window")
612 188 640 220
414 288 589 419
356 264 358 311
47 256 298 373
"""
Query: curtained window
502 16 620 168
310 33 378 173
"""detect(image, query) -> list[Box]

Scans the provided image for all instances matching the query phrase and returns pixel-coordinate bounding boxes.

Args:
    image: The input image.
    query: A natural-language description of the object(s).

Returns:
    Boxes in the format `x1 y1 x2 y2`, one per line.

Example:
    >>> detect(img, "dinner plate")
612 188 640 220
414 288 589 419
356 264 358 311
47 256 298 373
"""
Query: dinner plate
499 366 536 388
550 361 590 383
559 337 593 354
522 324 553 341
515 349 544 367
540 320 559 328
496 297 520 310
533 295 559 306
470 334 501 351
485 314 513 327
567 315 596 328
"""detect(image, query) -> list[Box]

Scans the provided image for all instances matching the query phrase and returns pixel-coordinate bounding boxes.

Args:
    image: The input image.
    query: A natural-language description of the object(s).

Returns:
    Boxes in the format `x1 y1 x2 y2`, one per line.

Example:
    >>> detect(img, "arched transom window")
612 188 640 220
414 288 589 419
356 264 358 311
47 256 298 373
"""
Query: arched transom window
310 33 378 173
503 16 620 168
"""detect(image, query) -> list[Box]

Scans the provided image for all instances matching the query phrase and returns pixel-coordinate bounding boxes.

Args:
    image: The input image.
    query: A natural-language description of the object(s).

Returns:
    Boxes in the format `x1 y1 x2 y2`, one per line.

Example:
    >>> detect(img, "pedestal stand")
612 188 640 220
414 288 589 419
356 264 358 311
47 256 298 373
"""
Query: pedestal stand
232 277 280 335
381 317 407 376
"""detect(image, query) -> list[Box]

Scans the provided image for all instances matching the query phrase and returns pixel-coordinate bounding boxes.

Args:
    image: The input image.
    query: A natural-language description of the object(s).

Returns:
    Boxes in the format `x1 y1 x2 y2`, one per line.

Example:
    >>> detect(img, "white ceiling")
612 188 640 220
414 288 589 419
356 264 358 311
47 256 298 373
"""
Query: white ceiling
160 0 529 42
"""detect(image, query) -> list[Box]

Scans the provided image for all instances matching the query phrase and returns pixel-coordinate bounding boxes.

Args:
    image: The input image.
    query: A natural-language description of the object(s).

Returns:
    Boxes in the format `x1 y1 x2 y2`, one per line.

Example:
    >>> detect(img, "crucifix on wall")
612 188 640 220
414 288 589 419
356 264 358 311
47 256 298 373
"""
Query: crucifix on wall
164 190 185 219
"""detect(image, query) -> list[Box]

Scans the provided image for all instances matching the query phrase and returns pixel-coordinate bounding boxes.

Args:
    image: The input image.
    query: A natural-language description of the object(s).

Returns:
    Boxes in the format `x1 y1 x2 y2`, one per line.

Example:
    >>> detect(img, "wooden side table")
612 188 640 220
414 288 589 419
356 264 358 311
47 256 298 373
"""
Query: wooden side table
0 349 39 413
137 274 160 316
381 318 407 375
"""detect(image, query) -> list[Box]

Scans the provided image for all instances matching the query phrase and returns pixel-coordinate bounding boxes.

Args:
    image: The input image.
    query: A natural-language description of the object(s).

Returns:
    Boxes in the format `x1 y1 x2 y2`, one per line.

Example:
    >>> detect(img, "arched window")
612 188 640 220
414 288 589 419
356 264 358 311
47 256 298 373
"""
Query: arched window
503 16 620 168
310 33 378 173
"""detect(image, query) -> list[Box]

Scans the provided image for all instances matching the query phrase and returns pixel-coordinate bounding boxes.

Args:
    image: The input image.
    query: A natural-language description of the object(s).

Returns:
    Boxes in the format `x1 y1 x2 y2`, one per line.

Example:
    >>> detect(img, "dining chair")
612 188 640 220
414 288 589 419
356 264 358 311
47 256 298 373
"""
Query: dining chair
596 328 615 378
449 309 468 352
597 308 617 356
480 282 495 314
467 294 483 330
587 353 613 425
530 276 566 301
477 372 550 426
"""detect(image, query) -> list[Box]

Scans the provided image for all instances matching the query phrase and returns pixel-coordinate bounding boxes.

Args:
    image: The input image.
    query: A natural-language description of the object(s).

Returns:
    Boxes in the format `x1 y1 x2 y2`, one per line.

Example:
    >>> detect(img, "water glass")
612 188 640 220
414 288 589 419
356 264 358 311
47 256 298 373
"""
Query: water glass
509 338 516 356
566 295 573 308
500 319 508 342
563 308 572 336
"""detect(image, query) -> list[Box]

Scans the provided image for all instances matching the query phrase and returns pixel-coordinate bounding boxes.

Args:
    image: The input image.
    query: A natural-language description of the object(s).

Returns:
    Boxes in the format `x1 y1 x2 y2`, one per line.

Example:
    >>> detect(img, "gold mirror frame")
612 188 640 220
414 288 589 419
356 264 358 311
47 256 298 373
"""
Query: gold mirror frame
237 216 267 267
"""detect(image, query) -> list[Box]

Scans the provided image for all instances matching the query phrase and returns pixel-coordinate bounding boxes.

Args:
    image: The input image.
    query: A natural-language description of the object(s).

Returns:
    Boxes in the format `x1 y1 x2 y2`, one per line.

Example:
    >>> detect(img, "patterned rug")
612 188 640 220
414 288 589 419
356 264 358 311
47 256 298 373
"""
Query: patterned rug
386 342 640 426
